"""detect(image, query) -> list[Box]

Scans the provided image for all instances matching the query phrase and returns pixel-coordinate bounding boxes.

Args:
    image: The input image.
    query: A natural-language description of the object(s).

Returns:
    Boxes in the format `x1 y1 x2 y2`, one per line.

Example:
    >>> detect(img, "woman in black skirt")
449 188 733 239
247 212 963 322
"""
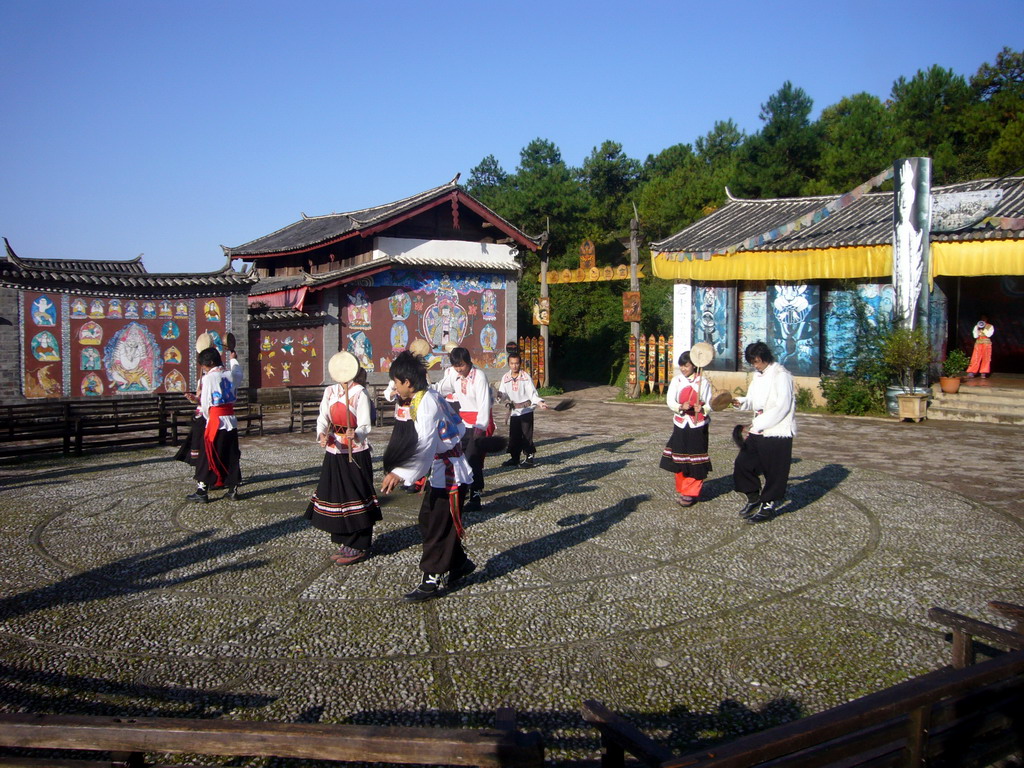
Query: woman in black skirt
305 354 381 565
659 350 713 507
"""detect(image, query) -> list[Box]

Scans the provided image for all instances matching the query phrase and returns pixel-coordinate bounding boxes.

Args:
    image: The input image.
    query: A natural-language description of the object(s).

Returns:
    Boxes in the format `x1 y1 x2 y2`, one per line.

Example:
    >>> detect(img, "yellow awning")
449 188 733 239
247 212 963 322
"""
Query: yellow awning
652 238 1024 281
651 245 892 281
932 239 1024 276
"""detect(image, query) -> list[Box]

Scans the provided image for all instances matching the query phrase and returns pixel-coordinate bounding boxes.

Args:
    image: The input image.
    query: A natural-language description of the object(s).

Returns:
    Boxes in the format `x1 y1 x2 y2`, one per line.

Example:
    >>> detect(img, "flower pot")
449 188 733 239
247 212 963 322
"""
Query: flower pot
886 385 930 416
938 376 962 394
896 392 929 422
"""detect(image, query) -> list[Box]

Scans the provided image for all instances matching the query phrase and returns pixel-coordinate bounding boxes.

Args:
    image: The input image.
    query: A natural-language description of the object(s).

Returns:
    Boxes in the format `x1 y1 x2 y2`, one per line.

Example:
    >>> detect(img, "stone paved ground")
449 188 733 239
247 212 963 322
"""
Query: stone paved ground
1 386 1022 765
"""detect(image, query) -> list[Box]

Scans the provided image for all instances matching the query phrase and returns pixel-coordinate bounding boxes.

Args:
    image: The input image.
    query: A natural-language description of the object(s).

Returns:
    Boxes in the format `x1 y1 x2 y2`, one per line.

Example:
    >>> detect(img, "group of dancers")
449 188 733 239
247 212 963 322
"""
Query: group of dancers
179 338 796 602
304 346 547 602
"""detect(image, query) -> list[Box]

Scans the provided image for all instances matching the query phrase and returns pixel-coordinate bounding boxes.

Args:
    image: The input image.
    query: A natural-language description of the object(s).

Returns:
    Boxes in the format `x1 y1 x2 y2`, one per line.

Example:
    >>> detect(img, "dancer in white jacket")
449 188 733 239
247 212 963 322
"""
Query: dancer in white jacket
732 342 796 523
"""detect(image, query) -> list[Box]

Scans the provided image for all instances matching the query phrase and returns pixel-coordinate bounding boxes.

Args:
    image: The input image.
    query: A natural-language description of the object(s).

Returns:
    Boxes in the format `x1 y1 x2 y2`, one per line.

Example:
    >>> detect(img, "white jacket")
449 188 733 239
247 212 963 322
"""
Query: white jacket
737 362 797 438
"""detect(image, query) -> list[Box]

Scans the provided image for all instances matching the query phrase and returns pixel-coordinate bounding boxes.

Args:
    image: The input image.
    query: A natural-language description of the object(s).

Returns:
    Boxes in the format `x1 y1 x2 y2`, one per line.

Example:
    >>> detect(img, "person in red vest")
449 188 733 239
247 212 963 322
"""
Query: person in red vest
659 350 713 507
966 315 995 379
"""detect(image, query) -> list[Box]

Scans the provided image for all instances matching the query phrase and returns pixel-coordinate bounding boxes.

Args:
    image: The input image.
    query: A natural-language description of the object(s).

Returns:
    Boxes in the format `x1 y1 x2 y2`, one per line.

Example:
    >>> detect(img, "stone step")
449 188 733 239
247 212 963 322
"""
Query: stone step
935 390 1024 408
927 404 1024 425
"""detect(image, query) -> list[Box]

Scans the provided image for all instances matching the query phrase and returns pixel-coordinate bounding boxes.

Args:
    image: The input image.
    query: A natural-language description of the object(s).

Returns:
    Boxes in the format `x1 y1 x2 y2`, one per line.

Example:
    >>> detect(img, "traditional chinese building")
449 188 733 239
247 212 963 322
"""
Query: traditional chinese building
224 178 538 387
0 240 255 403
650 171 1024 393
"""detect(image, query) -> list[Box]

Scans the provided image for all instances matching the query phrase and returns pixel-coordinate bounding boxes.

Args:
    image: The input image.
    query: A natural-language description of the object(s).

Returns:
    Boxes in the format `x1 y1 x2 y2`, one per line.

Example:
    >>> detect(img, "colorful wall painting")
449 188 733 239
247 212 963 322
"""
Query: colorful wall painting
692 283 737 371
339 271 508 371
767 284 820 377
823 283 894 373
250 326 323 388
19 290 231 398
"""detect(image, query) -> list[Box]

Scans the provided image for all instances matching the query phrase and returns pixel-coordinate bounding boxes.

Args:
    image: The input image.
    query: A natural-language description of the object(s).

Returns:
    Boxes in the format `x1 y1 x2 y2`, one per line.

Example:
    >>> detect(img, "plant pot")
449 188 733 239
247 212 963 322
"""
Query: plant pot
938 376 962 394
885 385 930 416
896 392 929 422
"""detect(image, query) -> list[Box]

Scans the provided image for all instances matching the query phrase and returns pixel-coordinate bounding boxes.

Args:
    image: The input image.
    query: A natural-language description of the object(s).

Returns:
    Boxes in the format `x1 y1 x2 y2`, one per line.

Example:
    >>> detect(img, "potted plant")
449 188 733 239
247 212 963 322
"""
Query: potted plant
939 348 969 394
880 326 932 421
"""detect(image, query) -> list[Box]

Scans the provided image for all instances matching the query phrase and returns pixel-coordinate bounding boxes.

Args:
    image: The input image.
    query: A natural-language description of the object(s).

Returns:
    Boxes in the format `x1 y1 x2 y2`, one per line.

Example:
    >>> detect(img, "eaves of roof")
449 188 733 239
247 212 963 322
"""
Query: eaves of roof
224 180 539 258
652 177 1024 255
1 238 257 294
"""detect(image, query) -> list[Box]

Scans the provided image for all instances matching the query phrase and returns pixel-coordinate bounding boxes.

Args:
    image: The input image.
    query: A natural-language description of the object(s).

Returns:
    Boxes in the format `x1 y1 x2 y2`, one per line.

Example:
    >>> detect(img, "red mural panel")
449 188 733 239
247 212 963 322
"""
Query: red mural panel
251 326 324 388
340 273 507 373
21 291 230 398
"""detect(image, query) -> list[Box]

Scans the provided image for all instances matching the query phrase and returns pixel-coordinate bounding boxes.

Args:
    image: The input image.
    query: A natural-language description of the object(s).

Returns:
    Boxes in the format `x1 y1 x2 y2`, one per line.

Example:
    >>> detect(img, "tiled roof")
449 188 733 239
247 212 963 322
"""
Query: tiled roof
247 307 329 326
1 238 257 293
224 179 539 258
652 177 1024 254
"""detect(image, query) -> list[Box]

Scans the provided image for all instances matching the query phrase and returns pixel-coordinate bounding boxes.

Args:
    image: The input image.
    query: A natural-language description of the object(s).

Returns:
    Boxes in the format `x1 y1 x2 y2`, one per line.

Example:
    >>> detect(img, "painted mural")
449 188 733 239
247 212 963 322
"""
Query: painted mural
823 283 895 373
767 284 820 377
692 284 737 371
252 327 323 388
340 271 508 373
20 291 230 398
738 285 767 368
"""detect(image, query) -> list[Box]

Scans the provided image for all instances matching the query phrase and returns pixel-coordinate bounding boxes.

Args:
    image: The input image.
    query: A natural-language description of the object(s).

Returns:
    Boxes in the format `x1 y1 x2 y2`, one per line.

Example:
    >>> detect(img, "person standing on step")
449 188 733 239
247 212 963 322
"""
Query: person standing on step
660 350 713 507
497 351 547 468
305 352 381 566
188 346 242 503
732 341 796 524
381 351 475 602
432 346 493 510
966 314 995 379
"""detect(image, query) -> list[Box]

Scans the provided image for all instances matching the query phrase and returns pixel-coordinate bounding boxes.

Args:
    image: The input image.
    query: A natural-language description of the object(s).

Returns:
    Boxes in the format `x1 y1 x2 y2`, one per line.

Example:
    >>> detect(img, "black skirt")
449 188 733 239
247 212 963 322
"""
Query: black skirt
305 449 382 535
174 415 206 466
194 428 242 488
659 423 712 479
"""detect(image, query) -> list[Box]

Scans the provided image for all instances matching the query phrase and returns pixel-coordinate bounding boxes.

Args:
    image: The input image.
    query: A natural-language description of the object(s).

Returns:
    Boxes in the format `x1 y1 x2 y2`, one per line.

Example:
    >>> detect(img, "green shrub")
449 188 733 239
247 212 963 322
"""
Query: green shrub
941 348 969 377
794 385 815 411
820 373 884 416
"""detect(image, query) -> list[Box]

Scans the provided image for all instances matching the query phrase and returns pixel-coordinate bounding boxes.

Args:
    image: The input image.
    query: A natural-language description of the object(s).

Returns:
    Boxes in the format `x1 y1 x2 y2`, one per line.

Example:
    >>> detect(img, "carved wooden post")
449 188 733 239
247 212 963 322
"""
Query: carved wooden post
628 215 641 398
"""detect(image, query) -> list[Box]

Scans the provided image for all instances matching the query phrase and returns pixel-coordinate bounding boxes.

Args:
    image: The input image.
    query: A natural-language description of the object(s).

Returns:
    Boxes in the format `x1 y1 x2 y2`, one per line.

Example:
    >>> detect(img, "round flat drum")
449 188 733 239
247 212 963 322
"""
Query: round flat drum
409 338 431 357
689 342 715 369
328 351 359 383
195 332 215 353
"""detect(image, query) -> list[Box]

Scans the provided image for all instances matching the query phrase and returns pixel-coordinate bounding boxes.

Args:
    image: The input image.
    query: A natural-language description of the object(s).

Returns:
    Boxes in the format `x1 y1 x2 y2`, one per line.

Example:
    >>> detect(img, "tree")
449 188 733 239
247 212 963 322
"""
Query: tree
812 93 894 193
580 140 641 237
465 154 509 209
968 47 1024 175
889 65 975 182
733 81 821 197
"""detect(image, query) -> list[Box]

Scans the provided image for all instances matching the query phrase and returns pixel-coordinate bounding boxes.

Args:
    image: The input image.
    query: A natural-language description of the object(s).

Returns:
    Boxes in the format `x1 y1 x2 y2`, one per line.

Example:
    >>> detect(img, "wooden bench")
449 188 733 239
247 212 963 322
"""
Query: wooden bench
583 601 1024 768
170 388 264 443
286 385 325 432
69 395 172 454
0 707 543 768
0 401 73 457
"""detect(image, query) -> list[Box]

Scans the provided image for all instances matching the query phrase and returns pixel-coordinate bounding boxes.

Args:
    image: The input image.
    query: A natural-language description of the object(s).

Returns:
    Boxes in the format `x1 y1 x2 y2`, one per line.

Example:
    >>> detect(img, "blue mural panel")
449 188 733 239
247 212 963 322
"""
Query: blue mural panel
692 284 737 371
767 284 820 377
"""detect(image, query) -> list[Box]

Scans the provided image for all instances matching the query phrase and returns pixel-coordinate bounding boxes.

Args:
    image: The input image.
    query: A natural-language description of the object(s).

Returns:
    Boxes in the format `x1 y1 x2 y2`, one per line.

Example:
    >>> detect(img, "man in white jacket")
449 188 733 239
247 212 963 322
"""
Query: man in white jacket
732 341 796 523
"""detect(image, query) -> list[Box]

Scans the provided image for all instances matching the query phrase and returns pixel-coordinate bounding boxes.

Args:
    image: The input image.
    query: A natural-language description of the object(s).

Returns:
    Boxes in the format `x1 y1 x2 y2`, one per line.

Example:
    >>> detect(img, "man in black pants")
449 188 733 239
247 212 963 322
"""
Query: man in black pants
732 341 796 523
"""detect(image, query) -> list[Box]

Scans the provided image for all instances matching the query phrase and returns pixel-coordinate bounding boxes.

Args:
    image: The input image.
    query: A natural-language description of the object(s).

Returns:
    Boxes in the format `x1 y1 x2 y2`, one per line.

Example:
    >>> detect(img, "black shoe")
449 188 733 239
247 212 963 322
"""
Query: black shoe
186 490 208 503
404 574 444 602
466 493 482 511
225 487 239 501
501 458 520 467
746 500 777 524
520 456 535 468
448 559 476 588
738 498 760 518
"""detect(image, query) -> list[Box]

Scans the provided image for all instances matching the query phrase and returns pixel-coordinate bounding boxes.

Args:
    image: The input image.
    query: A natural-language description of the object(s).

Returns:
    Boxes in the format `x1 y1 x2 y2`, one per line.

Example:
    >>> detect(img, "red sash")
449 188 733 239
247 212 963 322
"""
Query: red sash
203 404 235 488
459 411 496 436
434 445 466 539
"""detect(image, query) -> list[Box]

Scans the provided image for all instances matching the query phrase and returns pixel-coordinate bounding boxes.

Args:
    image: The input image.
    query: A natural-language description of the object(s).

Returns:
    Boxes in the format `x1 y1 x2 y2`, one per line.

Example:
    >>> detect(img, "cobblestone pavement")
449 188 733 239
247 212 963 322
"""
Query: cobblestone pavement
1 385 1022 764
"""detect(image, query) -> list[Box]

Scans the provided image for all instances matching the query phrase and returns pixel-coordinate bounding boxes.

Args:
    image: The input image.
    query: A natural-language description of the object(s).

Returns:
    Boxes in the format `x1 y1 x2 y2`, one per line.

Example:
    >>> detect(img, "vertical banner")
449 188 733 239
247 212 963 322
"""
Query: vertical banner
628 335 637 389
638 334 647 390
672 283 692 370
646 335 657 392
768 284 821 377
657 335 667 393
892 157 932 330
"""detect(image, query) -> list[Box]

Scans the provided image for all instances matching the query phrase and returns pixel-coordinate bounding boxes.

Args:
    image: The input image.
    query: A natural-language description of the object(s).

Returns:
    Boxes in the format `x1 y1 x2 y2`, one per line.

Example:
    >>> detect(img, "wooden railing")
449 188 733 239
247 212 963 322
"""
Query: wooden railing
583 601 1024 768
628 334 674 396
516 337 545 388
0 708 543 768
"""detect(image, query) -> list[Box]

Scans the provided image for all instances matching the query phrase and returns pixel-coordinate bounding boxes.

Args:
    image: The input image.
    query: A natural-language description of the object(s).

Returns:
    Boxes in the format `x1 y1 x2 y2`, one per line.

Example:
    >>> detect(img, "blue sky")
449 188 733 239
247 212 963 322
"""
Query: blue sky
2 0 1021 273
